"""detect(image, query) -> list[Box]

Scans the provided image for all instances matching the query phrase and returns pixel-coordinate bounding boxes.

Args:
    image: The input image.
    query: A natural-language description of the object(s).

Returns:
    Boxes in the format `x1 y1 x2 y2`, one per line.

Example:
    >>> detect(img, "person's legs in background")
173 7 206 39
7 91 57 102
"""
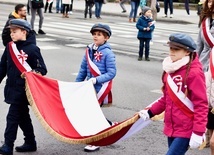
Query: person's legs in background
138 39 144 61
49 2 53 13
95 2 99 18
169 0 173 17
84 1 89 18
163 0 168 17
120 0 127 13
129 1 135 22
133 1 139 22
184 0 190 15
97 2 102 18
144 38 151 61
89 3 93 18
27 0 30 15
30 8 37 34
44 0 48 13
37 8 46 34
69 0 73 14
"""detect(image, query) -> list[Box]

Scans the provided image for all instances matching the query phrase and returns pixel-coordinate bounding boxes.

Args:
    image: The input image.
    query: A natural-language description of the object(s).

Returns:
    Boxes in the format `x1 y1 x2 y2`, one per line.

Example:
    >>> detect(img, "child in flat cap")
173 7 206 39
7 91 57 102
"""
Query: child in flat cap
0 19 47 155
75 23 116 152
139 33 208 154
136 6 155 61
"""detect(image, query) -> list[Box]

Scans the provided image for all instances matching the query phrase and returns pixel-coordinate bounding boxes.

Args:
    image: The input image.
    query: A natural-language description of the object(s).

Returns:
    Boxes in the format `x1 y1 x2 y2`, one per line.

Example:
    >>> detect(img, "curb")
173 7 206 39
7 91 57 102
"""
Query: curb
0 1 195 24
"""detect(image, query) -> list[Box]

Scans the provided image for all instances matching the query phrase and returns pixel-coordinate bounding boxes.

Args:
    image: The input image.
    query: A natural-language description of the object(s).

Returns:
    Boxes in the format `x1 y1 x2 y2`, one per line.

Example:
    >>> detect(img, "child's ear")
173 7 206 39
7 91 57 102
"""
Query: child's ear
186 51 191 56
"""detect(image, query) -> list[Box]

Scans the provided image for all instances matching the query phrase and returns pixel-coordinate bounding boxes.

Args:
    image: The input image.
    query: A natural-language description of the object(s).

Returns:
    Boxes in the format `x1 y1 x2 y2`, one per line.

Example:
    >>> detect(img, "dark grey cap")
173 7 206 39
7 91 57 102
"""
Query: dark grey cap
167 33 197 52
8 19 31 32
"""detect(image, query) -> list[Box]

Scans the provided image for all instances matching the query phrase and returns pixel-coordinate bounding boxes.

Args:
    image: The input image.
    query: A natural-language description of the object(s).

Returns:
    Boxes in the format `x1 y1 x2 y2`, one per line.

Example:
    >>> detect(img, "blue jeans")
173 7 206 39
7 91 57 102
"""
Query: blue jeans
166 137 189 155
138 38 151 58
95 2 102 18
56 0 62 12
129 1 139 19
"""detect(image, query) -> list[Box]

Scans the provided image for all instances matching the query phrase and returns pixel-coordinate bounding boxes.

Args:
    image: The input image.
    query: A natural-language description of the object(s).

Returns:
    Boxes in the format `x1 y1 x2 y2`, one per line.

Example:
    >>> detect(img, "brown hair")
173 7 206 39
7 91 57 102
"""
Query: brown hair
199 0 214 25
92 30 109 38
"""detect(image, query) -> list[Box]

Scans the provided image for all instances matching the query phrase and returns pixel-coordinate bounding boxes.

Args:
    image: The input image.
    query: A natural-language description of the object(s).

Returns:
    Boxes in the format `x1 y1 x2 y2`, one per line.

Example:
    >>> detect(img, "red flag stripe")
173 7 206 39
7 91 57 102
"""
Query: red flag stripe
25 72 81 138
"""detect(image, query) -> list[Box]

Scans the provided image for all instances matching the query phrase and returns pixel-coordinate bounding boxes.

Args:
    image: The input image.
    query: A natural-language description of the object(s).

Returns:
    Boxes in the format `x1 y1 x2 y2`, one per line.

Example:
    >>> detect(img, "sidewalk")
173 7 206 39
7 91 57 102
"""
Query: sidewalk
0 0 199 25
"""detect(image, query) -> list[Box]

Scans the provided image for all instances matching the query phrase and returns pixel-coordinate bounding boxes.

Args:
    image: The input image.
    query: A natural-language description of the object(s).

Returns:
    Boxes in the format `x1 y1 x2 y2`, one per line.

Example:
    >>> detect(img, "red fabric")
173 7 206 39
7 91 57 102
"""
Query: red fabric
25 72 81 138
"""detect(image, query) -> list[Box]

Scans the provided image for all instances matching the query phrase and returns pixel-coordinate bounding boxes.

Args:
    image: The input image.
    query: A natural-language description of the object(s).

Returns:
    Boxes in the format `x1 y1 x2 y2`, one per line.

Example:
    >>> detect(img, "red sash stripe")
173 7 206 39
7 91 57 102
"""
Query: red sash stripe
202 18 214 48
9 42 28 73
166 74 194 119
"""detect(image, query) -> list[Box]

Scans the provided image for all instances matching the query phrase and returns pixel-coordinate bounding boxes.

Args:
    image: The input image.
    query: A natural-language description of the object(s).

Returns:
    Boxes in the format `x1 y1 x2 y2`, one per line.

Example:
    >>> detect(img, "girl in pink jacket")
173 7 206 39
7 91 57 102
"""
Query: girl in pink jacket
139 33 208 155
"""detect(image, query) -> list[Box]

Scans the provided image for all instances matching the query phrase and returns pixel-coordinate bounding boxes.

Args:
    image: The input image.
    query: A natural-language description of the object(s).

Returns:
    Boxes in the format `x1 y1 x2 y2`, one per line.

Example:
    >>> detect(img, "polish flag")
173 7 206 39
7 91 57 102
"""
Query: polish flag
25 72 151 145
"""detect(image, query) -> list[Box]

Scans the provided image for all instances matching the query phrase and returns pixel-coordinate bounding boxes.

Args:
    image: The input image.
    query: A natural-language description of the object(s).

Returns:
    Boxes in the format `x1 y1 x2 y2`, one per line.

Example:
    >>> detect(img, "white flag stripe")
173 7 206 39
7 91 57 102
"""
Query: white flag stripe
58 80 111 136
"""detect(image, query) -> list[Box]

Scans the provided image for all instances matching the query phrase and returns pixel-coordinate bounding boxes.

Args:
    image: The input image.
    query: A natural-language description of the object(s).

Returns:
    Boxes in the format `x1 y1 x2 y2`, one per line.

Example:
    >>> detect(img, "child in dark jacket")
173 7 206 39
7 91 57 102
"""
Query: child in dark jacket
0 19 47 155
136 6 155 61
139 33 208 155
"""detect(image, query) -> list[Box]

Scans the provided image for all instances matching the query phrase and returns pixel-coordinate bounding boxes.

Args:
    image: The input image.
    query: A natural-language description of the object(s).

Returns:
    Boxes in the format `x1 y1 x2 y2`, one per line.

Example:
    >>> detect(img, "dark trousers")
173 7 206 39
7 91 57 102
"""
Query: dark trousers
4 104 35 147
164 0 173 15
185 0 190 15
62 4 69 14
69 0 73 11
84 2 93 18
138 38 151 58
44 1 53 13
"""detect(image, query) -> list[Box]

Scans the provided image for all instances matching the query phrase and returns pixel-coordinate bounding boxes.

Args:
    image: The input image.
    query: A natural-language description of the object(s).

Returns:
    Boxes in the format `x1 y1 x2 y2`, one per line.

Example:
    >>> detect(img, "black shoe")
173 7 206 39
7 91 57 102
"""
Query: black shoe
0 144 13 155
145 58 150 61
138 57 142 61
38 29 46 35
122 10 126 13
15 143 37 152
49 11 53 13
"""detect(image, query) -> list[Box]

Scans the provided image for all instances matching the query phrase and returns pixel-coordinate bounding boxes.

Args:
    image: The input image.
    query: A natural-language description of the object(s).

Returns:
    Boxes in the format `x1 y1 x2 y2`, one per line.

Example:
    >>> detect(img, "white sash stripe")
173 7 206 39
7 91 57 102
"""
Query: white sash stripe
204 18 214 46
11 43 32 72
86 50 101 75
167 75 194 112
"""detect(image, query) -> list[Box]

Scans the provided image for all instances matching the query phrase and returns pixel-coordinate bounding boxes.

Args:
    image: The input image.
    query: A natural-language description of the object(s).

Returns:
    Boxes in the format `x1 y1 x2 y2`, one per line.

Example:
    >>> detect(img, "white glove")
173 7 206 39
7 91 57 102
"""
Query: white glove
138 110 150 121
189 133 204 149
89 78 96 84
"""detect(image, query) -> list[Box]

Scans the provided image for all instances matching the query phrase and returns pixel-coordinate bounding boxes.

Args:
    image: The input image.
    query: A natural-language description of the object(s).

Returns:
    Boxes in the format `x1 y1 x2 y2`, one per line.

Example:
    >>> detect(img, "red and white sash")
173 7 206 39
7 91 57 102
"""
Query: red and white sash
202 18 214 78
210 48 214 79
202 18 214 48
166 74 194 118
8 41 31 73
86 48 112 106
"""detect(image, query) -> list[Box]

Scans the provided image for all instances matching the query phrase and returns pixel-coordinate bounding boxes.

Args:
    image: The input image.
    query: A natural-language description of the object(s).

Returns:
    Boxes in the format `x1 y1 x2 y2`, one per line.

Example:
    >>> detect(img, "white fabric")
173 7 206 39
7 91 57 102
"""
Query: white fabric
89 78 96 84
162 56 190 73
58 80 111 136
138 110 150 121
189 133 204 149
62 0 71 4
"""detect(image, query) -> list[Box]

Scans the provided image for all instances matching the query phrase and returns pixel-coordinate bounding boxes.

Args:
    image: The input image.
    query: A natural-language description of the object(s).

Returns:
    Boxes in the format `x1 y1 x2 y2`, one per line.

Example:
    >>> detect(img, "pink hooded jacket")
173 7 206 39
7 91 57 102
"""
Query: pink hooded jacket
149 56 208 138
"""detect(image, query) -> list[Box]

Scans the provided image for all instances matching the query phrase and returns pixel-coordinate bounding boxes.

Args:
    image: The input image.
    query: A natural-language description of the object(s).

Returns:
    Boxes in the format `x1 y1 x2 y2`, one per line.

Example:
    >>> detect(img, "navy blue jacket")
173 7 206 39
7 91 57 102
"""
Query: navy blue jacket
0 34 47 105
136 15 155 39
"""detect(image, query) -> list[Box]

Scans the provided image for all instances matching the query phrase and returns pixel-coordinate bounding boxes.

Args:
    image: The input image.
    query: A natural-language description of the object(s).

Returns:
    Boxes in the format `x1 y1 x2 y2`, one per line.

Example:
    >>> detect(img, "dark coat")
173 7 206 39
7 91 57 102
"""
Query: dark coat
136 15 155 39
1 12 36 46
0 34 47 105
